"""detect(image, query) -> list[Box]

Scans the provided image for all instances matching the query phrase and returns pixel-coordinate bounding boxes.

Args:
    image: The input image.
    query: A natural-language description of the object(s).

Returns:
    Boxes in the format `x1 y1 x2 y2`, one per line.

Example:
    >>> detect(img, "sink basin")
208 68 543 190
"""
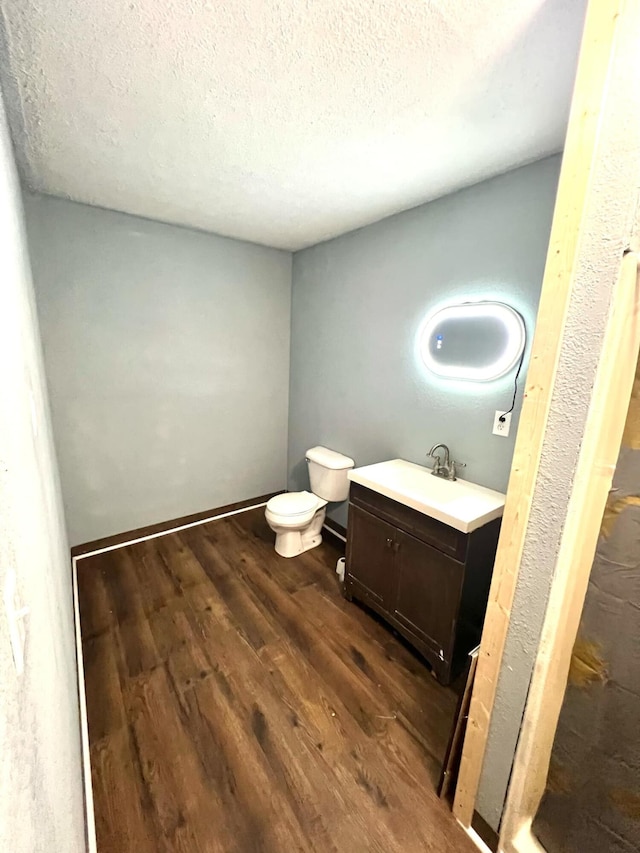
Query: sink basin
348 459 506 533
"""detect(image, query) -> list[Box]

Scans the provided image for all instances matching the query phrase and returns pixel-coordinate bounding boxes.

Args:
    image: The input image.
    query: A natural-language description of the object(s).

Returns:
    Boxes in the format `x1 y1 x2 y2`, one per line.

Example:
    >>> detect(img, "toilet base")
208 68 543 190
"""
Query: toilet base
274 529 323 558
270 506 327 558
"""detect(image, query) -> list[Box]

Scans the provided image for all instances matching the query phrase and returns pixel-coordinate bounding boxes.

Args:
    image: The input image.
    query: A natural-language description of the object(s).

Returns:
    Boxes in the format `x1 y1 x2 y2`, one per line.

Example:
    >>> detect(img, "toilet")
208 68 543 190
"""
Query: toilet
265 446 354 558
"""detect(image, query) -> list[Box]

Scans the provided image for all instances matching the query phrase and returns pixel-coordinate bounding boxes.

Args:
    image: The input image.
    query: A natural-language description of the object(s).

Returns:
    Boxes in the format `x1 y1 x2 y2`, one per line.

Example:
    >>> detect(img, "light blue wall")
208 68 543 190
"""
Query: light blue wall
25 195 292 546
288 156 561 527
0 93 85 851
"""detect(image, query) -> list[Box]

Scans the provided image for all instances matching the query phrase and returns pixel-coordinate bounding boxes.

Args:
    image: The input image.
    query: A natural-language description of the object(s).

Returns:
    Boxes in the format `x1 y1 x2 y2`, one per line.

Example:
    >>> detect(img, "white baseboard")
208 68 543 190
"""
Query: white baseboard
458 821 496 853
74 500 270 562
72 554 97 853
322 522 346 543
71 499 270 852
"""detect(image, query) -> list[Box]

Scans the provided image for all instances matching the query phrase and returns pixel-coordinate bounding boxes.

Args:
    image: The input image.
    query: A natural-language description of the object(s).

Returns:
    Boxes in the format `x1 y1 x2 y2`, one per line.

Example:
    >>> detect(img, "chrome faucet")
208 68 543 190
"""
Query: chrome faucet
427 443 466 481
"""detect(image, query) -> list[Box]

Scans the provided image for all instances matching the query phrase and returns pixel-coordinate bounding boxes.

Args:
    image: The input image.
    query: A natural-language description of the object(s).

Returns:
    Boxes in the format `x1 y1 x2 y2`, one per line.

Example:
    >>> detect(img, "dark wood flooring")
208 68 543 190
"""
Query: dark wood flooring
78 507 476 853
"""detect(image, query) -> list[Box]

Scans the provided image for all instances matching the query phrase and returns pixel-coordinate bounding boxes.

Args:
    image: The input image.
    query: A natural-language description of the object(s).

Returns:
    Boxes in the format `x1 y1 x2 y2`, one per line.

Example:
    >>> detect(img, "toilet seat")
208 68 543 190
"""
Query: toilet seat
266 491 319 517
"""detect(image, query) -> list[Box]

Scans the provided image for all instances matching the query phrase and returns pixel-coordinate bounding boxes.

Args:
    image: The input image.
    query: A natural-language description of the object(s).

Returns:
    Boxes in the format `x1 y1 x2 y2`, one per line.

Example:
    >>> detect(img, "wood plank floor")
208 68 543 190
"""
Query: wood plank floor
78 507 476 853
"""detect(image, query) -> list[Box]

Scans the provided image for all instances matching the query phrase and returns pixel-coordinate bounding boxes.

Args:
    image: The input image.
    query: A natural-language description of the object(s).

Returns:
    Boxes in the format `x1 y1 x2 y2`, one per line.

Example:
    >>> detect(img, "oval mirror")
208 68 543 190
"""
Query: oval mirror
419 301 525 381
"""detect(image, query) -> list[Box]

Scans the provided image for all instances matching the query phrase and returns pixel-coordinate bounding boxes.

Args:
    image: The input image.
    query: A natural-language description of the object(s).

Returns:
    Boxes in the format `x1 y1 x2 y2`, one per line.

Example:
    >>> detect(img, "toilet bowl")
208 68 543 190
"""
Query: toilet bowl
265 445 354 558
265 491 328 558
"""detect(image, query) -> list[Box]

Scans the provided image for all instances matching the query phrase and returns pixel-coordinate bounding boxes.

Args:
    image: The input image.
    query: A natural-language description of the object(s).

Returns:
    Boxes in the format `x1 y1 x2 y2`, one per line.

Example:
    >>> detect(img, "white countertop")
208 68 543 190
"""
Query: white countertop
348 459 506 534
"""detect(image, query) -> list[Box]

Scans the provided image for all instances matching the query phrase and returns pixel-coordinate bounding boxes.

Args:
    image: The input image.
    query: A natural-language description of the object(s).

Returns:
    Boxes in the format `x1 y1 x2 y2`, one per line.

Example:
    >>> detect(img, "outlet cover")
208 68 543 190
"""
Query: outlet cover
493 410 512 437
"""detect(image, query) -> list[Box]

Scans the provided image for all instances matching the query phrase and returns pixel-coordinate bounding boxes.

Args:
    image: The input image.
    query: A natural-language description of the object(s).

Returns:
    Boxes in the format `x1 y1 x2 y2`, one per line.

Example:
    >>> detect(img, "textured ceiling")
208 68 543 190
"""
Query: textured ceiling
0 1 586 250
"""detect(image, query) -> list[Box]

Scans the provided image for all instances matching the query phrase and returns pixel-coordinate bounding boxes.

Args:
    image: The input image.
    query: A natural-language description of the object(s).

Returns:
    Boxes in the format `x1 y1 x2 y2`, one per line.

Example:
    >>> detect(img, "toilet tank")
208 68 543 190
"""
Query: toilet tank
306 446 355 501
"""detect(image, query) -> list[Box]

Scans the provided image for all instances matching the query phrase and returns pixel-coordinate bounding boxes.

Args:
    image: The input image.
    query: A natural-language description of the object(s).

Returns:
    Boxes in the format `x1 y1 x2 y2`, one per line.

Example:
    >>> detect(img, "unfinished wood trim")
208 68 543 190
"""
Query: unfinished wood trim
72 555 97 853
499 251 640 851
439 647 480 802
452 0 628 827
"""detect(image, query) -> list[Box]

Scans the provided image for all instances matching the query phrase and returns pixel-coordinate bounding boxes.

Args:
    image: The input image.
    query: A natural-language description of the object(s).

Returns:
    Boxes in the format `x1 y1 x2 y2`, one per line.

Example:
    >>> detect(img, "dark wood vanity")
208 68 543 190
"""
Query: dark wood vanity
344 482 501 684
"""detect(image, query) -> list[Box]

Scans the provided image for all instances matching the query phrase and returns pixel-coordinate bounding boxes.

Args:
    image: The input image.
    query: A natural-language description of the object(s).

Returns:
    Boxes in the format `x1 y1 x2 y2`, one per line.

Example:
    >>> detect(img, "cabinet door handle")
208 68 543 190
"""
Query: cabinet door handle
386 537 393 548
393 541 400 553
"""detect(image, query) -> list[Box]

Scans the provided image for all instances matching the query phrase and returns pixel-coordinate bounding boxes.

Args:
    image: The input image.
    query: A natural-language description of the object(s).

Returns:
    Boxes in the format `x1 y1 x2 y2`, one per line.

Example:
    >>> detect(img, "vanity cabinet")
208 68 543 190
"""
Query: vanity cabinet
344 482 501 684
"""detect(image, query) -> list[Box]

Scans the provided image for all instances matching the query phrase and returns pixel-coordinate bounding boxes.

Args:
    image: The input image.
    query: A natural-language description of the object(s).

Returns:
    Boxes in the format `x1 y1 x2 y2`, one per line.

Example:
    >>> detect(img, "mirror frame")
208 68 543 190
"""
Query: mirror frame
419 301 526 382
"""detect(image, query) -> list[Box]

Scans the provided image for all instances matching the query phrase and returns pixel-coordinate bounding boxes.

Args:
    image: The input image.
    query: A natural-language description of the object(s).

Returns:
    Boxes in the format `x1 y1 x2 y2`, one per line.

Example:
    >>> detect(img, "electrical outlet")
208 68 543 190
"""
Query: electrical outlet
493 410 512 437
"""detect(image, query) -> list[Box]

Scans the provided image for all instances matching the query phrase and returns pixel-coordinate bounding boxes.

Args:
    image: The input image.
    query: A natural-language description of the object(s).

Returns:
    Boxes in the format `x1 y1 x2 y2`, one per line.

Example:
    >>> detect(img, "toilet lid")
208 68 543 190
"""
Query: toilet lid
267 491 318 516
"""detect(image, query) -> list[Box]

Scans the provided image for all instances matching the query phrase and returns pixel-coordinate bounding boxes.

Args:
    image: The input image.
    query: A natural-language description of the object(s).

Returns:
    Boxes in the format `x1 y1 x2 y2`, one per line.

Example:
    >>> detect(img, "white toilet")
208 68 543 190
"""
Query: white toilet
265 446 354 558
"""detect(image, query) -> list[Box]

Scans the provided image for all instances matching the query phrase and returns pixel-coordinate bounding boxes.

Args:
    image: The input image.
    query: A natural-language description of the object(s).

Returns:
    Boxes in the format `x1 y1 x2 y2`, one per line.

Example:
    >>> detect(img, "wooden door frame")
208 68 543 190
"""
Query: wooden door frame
499 251 640 852
453 0 640 840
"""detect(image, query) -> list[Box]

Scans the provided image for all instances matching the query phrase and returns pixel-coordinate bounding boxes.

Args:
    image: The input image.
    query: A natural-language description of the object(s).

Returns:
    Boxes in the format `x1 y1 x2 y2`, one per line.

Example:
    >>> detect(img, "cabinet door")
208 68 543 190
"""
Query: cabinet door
346 505 397 608
394 530 464 661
